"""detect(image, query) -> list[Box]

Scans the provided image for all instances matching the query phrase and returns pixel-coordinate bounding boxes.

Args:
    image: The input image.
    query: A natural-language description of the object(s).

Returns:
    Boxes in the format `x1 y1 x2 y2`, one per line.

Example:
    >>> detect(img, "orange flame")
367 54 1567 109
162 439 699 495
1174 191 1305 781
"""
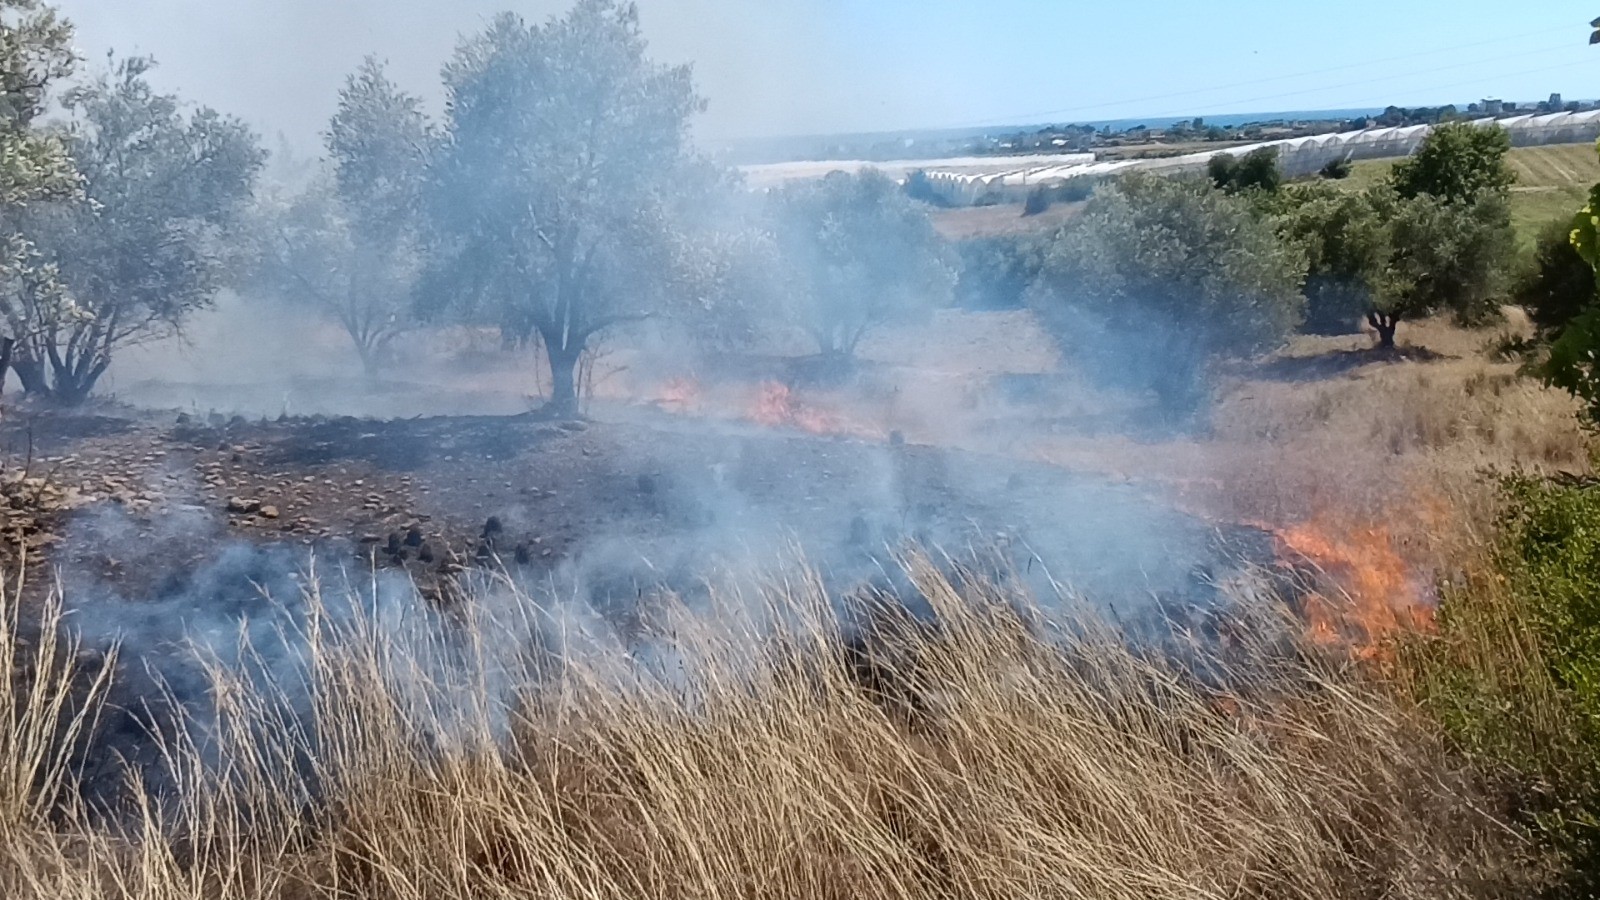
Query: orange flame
654 377 702 413
747 381 882 439
1274 517 1436 659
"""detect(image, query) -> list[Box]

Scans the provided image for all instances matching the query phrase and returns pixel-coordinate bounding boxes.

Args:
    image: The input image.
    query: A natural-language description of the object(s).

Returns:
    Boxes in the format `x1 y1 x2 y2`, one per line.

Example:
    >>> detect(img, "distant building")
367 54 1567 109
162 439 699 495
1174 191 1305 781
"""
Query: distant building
1483 98 1504 115
1551 93 1564 109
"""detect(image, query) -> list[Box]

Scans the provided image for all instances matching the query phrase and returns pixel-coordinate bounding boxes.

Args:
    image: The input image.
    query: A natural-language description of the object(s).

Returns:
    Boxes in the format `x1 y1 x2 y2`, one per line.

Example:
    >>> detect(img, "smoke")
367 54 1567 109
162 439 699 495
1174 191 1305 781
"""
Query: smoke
2 0 1285 831
53 0 852 150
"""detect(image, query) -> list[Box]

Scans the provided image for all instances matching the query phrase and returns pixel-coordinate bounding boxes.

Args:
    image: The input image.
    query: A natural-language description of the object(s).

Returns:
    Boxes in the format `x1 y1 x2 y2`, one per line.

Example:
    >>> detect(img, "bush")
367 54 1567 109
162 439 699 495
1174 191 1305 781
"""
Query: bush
903 168 950 207
1408 474 1600 897
1517 218 1596 337
1209 146 1282 195
1023 186 1052 216
1029 174 1306 416
1023 178 1097 216
954 236 1042 310
1320 157 1353 180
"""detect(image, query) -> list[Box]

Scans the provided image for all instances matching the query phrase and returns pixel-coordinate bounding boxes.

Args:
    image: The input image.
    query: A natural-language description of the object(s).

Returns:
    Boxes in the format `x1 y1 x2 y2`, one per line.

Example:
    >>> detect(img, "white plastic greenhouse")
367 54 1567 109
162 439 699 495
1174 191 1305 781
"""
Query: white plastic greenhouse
922 112 1600 206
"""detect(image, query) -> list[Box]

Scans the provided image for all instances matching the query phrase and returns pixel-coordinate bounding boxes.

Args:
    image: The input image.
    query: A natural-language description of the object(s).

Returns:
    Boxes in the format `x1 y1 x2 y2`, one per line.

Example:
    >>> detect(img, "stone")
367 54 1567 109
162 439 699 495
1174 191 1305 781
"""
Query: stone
259 505 280 520
226 497 262 515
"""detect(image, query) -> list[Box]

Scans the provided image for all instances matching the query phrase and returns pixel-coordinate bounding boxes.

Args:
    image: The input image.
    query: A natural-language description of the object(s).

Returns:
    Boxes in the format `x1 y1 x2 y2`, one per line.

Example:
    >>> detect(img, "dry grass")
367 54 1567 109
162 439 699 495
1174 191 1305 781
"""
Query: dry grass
0 559 1546 899
1008 311 1590 588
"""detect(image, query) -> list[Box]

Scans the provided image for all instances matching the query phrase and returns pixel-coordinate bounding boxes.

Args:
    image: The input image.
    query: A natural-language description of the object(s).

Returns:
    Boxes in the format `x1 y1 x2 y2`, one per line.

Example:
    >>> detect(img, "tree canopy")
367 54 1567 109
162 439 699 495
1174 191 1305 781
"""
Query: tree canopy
763 169 954 361
12 56 263 402
1389 122 1515 205
1207 147 1282 195
0 1 77 386
426 0 705 414
256 58 431 373
1273 182 1391 335
1029 173 1306 415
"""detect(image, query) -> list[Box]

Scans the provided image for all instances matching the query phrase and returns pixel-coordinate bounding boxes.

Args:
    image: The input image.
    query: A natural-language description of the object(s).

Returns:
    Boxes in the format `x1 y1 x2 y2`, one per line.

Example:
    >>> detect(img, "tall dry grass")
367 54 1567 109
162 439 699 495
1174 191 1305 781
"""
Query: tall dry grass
0 559 1545 899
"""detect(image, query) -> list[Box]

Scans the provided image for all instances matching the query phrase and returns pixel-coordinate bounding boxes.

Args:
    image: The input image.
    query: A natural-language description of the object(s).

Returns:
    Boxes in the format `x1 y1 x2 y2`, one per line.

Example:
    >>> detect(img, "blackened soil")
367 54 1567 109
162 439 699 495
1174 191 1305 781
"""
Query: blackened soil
0 401 1268 610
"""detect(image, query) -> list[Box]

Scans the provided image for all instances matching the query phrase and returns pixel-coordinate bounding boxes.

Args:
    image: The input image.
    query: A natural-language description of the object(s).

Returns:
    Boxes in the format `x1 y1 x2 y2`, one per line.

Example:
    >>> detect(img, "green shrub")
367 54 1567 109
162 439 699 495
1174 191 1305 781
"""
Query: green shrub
1410 474 1600 897
1319 157 1353 180
954 236 1041 311
1208 146 1283 195
1022 186 1051 216
1028 173 1306 416
1274 183 1388 335
1517 218 1596 337
903 169 950 207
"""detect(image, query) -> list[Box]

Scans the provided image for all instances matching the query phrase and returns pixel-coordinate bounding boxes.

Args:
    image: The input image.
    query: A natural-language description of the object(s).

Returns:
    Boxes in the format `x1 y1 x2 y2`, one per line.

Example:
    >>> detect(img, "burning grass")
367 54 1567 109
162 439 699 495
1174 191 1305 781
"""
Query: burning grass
0 559 1546 899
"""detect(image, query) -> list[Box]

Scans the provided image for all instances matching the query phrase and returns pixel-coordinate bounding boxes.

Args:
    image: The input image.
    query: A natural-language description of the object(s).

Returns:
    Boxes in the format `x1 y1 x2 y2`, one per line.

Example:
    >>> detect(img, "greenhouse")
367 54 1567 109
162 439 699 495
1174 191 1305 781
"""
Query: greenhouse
922 111 1600 206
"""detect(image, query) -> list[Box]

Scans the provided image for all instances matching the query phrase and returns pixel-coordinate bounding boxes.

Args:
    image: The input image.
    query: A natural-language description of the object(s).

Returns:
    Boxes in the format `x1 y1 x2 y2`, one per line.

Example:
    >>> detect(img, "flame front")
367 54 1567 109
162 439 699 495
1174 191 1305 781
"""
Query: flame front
655 377 702 413
1275 517 1436 658
747 381 883 439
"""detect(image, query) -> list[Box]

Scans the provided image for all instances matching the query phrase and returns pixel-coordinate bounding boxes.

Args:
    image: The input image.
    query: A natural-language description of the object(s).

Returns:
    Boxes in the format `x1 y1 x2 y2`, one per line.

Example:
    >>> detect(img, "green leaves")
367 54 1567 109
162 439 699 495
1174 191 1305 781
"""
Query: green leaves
1540 139 1600 423
1028 174 1307 413
1390 122 1516 205
8 55 265 401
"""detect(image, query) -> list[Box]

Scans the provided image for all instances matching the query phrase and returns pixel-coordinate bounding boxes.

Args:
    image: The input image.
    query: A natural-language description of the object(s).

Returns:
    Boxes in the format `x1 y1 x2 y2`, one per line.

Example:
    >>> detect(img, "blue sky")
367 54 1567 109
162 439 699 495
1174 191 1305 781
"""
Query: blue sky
51 0 1600 146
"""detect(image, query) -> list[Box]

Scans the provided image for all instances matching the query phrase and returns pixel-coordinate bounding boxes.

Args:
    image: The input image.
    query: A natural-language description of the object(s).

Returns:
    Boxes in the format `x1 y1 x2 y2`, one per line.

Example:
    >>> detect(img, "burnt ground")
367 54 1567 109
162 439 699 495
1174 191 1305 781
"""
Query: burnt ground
0 399 1293 817
0 400 1272 616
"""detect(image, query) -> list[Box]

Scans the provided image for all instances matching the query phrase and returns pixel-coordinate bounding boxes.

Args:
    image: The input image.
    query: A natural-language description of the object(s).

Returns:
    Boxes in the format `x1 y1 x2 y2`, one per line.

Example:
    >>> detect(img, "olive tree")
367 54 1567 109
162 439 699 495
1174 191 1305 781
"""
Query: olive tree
1369 188 1513 347
1390 122 1515 205
0 0 78 388
764 169 954 362
1029 173 1306 414
426 0 705 416
256 58 430 373
1273 183 1391 335
12 56 263 403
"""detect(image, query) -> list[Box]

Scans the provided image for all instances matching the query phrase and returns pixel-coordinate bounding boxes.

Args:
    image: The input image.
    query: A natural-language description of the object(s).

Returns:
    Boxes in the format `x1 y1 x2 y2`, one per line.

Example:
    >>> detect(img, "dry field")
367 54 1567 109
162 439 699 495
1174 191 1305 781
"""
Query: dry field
0 300 1586 898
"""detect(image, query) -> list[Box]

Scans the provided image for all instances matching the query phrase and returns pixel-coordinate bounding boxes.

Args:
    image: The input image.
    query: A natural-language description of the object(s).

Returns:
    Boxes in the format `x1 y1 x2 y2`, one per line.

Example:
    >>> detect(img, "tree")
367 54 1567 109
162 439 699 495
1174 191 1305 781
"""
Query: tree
954 235 1042 311
1028 174 1306 415
1274 183 1389 335
902 169 948 207
1516 217 1595 338
763 169 954 362
1319 157 1353 180
0 1 78 390
1208 146 1282 194
1369 188 1513 347
1536 19 1600 419
426 1 705 416
1390 122 1515 205
11 56 262 403
256 59 429 373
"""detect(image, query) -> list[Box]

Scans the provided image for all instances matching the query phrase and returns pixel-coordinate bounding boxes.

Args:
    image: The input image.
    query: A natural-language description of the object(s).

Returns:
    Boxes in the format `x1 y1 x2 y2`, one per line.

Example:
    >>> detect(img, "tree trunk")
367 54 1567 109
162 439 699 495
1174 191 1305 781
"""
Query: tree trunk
0 337 14 397
545 341 582 418
1367 310 1399 349
12 356 50 398
45 355 107 407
